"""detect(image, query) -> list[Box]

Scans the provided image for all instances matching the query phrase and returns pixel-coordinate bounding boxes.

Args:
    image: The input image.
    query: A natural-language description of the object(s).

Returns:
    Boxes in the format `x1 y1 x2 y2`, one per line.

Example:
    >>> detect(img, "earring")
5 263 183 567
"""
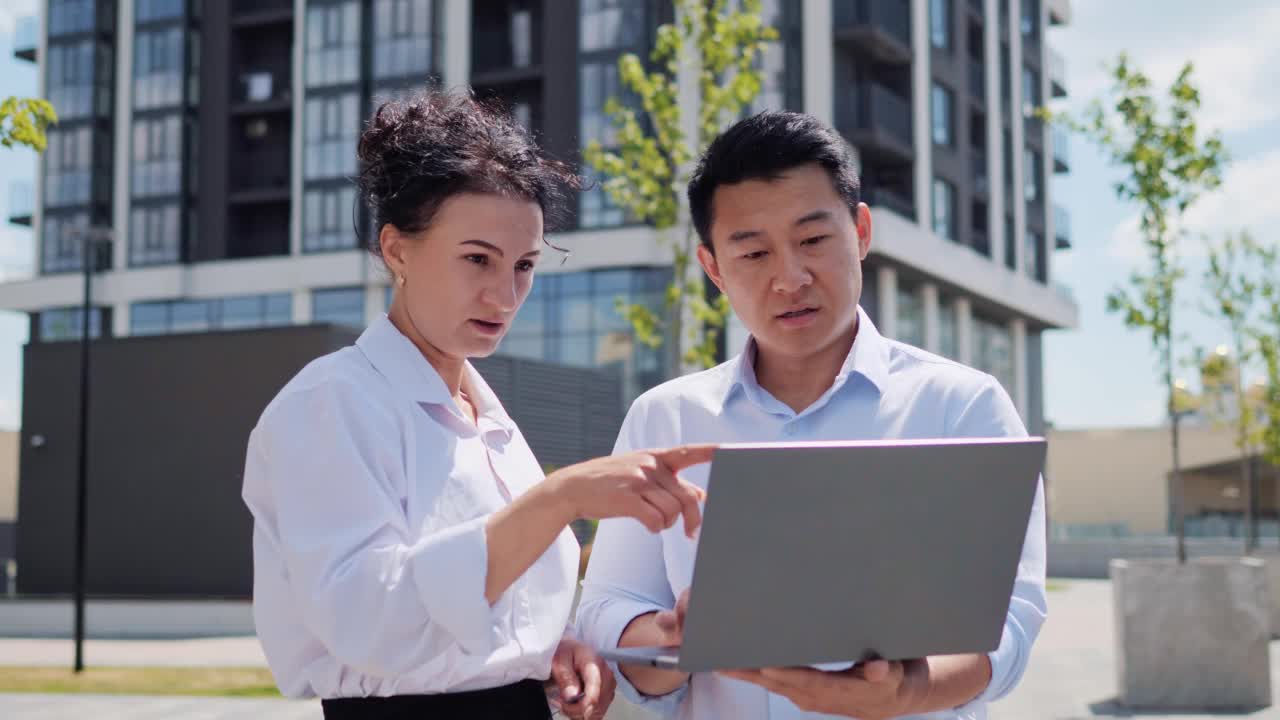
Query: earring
397 274 406 286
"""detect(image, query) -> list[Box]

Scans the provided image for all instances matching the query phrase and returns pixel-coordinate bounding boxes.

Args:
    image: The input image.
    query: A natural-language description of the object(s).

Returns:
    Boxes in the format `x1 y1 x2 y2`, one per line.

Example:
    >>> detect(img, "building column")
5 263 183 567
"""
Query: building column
801 0 834 126
290 0 307 257
910 0 932 230
984 0 1004 266
111 0 135 271
443 0 472 89
956 296 974 365
1040 0 1055 283
293 288 312 325
922 282 940 354
877 266 899 340
112 301 131 338
1010 0 1027 276
1011 317 1028 418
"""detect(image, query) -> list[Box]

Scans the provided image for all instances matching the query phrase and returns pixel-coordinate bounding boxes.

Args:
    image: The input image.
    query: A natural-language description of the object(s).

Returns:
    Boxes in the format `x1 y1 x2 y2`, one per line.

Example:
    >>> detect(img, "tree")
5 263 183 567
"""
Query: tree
1198 231 1262 549
1054 55 1227 563
1251 238 1280 475
582 0 777 372
1 97 57 152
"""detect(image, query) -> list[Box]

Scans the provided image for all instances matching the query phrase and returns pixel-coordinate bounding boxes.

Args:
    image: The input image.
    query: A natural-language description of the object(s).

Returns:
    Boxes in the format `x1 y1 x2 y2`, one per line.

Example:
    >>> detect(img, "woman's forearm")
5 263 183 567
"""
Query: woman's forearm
484 481 574 604
616 612 691 697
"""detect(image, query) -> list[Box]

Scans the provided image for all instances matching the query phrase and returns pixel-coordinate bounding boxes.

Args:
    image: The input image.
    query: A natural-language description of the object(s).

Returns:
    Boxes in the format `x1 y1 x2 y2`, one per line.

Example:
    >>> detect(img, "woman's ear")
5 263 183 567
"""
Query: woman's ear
380 224 408 281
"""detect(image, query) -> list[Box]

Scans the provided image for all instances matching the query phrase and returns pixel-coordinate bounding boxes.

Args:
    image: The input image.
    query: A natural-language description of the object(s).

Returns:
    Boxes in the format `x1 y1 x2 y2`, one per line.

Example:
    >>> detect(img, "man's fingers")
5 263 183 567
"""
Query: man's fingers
855 658 892 682
654 444 718 474
641 487 682 529
549 651 582 701
576 650 604 707
653 608 682 643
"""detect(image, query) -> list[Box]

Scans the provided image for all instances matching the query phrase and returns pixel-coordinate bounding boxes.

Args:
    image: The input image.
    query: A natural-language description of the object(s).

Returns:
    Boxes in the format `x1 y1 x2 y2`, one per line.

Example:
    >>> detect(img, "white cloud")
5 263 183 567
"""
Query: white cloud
1056 2 1280 134
1106 147 1280 263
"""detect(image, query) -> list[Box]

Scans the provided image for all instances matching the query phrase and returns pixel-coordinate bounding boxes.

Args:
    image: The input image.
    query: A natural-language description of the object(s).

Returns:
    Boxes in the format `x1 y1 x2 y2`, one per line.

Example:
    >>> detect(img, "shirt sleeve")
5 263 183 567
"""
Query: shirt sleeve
243 380 497 677
574 397 690 714
948 375 1048 707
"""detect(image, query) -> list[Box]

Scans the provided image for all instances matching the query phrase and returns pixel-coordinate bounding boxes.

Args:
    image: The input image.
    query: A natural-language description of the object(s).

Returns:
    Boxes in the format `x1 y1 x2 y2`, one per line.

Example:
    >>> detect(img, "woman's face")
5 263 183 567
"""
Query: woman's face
383 192 544 360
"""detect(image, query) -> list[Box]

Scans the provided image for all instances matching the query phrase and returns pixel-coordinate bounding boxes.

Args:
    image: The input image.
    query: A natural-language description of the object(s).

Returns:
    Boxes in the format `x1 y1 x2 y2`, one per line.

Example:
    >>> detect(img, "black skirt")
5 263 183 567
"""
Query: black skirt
320 679 552 719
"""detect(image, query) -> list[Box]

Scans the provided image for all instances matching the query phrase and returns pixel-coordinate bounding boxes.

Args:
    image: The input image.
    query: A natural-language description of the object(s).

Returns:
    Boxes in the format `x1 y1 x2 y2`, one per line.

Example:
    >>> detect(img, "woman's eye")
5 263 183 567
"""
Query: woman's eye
515 260 535 273
464 254 488 266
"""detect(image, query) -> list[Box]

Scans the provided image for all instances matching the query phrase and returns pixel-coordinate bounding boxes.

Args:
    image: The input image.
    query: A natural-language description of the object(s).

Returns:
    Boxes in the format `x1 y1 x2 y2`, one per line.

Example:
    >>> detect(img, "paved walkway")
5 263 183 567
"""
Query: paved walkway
4 580 1280 719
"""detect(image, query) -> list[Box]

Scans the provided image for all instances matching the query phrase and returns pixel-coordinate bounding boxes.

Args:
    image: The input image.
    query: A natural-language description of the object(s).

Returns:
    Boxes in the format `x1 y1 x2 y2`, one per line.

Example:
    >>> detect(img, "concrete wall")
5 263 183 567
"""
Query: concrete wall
1046 425 1238 535
1048 537 1279 579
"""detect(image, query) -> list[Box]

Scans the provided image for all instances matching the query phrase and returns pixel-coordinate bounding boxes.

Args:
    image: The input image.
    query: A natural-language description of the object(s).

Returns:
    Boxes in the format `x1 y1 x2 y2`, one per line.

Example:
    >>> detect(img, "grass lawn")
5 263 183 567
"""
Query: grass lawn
0 667 283 697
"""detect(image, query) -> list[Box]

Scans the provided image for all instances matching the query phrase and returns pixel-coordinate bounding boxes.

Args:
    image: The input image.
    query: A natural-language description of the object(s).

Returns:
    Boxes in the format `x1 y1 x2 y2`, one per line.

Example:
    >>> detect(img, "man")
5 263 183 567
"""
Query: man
575 111 1046 720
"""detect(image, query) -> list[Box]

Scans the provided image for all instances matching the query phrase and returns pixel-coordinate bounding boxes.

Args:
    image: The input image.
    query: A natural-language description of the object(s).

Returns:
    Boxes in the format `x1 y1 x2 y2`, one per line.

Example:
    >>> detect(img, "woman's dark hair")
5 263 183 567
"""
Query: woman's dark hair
687 111 861 250
356 88 581 257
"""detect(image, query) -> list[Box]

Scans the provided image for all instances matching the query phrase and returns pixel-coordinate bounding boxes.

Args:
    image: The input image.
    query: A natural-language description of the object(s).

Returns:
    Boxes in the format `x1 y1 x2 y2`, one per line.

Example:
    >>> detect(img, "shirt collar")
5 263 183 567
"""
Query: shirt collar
721 305 889 412
355 315 516 436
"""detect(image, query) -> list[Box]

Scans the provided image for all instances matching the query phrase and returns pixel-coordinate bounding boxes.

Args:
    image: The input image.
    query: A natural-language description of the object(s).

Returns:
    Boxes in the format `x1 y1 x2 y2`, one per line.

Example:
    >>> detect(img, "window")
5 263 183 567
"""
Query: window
930 0 951 50
305 93 360 180
503 267 671 401
896 285 924 348
1024 148 1040 202
1021 0 1038 38
747 0 799 114
579 0 646 52
129 204 180 266
932 178 957 243
134 27 184 109
313 287 367 329
373 0 438 80
132 115 182 198
49 0 95 36
39 307 103 342
579 61 631 228
136 0 185 23
973 314 1014 392
1022 67 1040 110
511 6 533 68
44 127 93 208
931 83 954 146
1025 230 1042 279
306 1 362 88
41 212 89 273
131 295 293 335
938 296 958 359
47 41 95 120
304 186 358 252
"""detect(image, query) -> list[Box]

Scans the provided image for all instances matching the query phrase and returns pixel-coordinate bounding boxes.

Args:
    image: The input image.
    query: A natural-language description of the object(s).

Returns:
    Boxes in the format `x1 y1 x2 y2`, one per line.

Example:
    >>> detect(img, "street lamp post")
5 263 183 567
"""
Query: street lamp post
67 225 112 674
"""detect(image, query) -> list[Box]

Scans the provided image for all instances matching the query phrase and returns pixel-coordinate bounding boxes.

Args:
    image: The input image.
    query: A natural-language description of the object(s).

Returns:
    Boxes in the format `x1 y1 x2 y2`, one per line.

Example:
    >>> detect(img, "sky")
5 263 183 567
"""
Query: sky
0 0 1278 430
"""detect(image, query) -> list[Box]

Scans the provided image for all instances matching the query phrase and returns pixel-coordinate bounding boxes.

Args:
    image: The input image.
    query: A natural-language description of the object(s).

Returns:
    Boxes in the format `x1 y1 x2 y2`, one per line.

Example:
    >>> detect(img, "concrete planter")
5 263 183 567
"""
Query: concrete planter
1112 556 1272 710
1258 553 1280 637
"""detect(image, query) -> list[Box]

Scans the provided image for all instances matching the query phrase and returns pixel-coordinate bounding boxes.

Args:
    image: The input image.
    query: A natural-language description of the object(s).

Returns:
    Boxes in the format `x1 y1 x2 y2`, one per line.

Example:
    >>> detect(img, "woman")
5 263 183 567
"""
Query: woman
241 89 711 720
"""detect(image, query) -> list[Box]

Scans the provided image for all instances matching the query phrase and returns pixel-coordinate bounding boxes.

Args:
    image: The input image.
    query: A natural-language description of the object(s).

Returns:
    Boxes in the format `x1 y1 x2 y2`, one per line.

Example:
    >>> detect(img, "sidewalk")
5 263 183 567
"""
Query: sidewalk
3 580 1279 719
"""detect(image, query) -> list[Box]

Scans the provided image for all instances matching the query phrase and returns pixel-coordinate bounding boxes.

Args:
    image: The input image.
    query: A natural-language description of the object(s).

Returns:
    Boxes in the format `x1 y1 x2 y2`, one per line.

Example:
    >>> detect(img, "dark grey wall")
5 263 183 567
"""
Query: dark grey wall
15 325 623 598
0 521 13 561
1027 330 1045 436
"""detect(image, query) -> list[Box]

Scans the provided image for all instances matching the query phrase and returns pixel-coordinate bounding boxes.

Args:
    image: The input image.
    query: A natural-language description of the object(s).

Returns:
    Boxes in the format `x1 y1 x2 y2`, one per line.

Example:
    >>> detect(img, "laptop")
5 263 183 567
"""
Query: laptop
598 437 1045 673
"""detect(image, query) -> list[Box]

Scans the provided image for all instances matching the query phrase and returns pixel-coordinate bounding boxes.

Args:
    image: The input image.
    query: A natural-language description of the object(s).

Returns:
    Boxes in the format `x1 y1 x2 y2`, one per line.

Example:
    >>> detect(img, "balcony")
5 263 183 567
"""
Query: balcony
229 116 291 203
14 16 37 62
833 0 912 65
1049 47 1067 98
836 83 914 165
8 181 32 226
1054 205 1071 249
972 149 989 196
232 70 292 115
232 0 293 26
969 61 985 102
1052 124 1070 173
863 187 915 220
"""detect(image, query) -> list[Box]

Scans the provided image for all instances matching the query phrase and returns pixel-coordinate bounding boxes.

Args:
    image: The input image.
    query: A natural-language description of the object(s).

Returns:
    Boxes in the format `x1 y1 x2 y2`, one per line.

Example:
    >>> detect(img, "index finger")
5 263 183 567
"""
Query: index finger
653 444 718 474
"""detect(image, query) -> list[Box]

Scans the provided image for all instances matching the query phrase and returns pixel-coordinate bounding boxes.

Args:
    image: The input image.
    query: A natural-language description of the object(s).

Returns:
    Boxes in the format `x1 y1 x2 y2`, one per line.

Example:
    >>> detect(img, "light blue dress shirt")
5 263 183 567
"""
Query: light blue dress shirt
576 307 1047 720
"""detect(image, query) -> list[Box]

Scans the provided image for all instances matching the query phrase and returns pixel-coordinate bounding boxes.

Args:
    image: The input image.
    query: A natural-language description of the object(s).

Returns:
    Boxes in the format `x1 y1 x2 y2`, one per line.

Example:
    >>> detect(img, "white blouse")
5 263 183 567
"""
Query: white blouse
242 315 580 699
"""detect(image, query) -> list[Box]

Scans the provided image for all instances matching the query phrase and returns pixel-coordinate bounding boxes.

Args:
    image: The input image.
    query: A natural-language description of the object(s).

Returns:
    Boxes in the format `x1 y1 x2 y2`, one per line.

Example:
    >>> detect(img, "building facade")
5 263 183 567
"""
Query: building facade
5 0 1077 433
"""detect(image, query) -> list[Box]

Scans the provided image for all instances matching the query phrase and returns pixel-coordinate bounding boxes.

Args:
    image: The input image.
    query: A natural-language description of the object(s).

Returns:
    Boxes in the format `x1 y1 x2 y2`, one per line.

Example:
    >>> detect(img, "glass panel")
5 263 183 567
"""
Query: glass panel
134 27 184 110
313 287 366 328
219 295 266 329
896 285 924 348
938 297 958 359
373 0 435 79
171 300 212 333
930 0 950 49
47 41 95 120
306 2 362 87
499 334 545 361
40 307 102 342
131 302 169 336
932 178 955 243
579 0 645 52
931 84 953 146
558 334 595 367
265 294 294 326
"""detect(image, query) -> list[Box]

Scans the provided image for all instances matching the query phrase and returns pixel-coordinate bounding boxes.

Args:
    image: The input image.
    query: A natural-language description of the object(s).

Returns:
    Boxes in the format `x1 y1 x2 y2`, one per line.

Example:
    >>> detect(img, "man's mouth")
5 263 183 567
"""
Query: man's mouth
777 307 818 319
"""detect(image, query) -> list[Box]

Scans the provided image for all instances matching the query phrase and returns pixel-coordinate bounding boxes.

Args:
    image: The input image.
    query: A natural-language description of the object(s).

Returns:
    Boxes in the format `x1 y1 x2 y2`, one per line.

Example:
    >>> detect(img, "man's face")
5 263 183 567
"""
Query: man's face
697 163 872 361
